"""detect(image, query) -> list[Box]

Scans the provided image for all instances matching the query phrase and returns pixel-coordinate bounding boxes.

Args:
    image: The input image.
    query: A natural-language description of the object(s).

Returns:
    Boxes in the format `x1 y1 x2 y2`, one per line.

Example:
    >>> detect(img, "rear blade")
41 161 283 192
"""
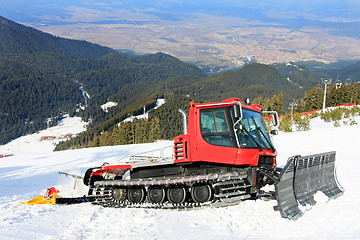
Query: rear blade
275 151 344 220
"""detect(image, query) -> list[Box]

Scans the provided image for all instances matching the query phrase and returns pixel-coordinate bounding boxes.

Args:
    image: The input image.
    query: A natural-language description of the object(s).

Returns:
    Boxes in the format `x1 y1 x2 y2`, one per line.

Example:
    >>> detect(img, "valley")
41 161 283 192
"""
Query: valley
38 19 360 71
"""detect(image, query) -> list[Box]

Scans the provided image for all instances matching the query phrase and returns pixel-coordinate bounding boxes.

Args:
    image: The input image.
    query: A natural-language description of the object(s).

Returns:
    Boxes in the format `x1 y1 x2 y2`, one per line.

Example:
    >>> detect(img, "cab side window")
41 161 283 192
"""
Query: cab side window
200 109 233 147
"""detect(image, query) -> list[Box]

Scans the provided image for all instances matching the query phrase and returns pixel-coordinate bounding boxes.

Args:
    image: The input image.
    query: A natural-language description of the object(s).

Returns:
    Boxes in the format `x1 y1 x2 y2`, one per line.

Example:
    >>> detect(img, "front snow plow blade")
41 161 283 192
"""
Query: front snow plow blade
275 151 344 220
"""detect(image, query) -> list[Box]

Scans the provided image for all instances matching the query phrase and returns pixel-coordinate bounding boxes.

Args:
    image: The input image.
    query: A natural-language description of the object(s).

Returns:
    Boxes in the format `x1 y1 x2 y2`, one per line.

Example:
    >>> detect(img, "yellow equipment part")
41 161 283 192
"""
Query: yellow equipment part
20 193 56 205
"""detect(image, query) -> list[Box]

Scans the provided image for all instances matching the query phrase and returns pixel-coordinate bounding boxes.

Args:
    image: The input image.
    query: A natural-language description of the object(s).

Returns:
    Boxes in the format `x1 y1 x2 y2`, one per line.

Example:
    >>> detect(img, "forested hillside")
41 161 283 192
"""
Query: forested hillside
0 16 114 59
0 57 83 143
54 62 324 150
57 81 360 150
55 60 360 150
55 62 316 150
292 60 360 84
72 52 205 124
159 63 320 107
0 16 204 144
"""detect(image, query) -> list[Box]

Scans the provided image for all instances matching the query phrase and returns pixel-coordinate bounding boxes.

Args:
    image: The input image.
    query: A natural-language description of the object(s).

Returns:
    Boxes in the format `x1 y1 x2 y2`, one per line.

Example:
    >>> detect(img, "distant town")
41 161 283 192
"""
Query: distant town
39 22 360 72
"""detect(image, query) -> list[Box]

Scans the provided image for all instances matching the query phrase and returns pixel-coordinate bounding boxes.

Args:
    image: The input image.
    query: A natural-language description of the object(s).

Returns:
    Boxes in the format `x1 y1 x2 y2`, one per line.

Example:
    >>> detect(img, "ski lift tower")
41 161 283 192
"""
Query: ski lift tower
289 101 297 120
321 78 332 112
345 78 352 85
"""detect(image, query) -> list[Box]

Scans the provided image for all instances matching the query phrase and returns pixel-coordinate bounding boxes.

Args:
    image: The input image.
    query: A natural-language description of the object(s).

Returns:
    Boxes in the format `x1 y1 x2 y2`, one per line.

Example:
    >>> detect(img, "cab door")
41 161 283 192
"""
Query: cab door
195 107 238 165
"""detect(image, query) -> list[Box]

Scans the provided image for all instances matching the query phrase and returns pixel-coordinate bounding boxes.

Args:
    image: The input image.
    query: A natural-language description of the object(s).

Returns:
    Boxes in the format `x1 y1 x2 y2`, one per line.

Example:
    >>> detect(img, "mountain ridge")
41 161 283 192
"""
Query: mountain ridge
0 16 114 59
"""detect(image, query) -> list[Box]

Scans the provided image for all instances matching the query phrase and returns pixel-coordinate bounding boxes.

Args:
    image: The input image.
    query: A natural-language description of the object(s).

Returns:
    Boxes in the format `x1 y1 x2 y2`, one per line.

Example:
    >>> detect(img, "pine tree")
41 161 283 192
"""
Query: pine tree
350 83 359 104
99 131 111 146
91 133 100 147
279 113 293 132
293 113 310 131
303 87 322 111
151 116 161 141
327 84 342 106
119 122 132 145
111 126 121 145
252 96 263 105
143 119 150 143
262 98 271 111
134 121 144 144
294 98 305 113
130 122 136 144
270 92 284 114
148 116 161 142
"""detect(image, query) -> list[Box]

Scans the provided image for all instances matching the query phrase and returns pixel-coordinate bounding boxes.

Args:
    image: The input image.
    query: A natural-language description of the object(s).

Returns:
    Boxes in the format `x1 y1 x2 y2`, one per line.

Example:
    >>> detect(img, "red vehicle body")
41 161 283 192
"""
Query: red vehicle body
173 98 276 167
84 98 279 206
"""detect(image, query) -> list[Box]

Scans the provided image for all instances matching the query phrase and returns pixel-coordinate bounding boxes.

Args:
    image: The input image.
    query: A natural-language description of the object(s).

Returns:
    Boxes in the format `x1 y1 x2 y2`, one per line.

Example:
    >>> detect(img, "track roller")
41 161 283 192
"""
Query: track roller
112 188 126 202
167 185 187 204
191 183 212 203
127 187 146 204
147 186 166 204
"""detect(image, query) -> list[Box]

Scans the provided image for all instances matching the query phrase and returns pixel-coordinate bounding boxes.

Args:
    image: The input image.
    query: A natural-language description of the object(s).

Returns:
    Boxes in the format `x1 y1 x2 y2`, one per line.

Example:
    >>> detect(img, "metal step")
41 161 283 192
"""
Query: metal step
213 179 245 187
219 194 251 203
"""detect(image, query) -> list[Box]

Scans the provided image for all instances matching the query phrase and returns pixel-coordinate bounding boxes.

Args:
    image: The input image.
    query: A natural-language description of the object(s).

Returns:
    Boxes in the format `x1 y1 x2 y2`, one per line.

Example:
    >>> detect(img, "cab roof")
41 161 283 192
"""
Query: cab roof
191 98 261 112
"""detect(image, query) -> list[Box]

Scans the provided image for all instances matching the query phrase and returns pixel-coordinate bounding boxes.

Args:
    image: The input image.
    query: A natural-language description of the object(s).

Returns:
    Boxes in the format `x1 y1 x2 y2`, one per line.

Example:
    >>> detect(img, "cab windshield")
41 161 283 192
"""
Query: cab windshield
236 109 274 150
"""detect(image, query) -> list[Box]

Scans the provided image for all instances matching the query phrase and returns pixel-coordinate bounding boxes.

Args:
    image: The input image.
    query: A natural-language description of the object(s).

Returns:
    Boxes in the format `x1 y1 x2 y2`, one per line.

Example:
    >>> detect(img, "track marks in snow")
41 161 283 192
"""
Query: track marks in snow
57 204 101 239
0 196 60 239
58 205 161 239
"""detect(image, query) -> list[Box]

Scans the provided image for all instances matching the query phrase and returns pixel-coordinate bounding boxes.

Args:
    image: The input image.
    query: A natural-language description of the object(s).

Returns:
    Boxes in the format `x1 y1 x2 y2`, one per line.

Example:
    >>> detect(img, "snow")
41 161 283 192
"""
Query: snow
0 112 360 239
0 116 88 155
123 98 165 122
286 77 303 89
100 101 118 112
79 86 90 105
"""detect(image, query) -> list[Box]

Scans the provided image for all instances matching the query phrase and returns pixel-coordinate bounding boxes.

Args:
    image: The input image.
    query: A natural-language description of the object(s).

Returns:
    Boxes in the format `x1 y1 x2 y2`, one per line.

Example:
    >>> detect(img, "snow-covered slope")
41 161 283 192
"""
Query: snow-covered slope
0 98 166 156
0 115 360 239
100 101 118 113
123 98 165 122
0 116 87 155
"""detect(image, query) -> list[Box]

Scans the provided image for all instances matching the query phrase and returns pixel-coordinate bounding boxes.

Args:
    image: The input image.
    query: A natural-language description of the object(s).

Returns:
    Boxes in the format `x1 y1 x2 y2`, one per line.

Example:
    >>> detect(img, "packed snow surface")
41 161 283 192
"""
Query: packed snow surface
0 115 360 239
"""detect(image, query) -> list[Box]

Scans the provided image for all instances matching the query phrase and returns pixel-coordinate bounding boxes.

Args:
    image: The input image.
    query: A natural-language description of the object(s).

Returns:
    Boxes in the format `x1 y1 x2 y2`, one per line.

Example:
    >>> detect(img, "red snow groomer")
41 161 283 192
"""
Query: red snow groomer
83 98 343 220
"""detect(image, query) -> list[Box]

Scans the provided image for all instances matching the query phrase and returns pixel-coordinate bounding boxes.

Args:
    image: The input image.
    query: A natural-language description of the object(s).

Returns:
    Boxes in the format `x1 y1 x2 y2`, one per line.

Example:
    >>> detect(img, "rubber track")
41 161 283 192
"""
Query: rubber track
90 172 253 209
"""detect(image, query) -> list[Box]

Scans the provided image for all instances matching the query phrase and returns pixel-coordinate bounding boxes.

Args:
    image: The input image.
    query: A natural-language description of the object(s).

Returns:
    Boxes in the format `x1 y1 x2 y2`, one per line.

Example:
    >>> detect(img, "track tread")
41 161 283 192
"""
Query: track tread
90 172 252 209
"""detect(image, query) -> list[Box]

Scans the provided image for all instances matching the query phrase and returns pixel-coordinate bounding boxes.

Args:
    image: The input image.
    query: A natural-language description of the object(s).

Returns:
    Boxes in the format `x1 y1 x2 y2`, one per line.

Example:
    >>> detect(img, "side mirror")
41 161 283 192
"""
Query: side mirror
262 111 279 128
233 104 241 120
271 114 279 128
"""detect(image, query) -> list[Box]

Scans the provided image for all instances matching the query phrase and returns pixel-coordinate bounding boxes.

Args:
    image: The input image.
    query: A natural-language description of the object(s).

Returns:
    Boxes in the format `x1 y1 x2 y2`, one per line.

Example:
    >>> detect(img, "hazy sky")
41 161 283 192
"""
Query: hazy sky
2 0 360 65
1 0 360 25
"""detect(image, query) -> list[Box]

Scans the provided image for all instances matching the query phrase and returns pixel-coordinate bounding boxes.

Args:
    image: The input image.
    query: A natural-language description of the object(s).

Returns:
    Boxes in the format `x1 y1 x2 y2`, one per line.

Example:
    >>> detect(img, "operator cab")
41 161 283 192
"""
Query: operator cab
199 104 276 152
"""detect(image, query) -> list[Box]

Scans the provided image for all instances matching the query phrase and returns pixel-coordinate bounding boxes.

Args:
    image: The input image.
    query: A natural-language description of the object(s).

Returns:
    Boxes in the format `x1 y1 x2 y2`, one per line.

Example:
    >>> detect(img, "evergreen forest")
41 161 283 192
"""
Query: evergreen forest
0 16 204 144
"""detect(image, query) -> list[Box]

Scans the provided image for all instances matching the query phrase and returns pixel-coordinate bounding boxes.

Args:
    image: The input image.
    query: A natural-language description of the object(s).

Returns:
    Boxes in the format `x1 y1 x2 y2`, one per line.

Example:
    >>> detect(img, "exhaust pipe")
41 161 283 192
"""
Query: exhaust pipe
179 109 187 134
